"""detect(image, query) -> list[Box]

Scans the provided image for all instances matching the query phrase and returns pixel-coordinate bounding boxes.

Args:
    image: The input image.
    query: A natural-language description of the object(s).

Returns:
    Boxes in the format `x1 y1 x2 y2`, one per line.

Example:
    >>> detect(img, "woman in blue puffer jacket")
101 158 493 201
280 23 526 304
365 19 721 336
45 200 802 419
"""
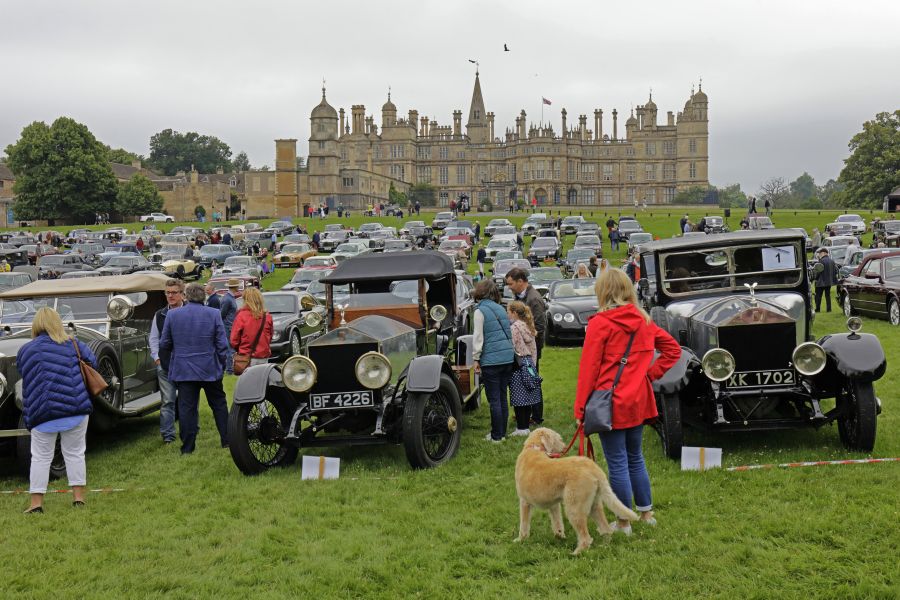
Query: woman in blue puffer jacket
17 307 96 514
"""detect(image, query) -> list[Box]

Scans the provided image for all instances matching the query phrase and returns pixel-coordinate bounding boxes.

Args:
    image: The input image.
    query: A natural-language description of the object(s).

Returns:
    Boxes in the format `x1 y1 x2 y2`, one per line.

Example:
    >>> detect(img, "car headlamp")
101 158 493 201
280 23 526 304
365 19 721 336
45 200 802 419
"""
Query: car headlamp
553 313 563 322
701 348 736 382
355 351 391 389
430 305 448 322
305 311 323 328
282 356 317 392
107 295 135 321
271 330 282 342
792 342 826 376
300 294 315 311
846 317 862 333
563 312 575 323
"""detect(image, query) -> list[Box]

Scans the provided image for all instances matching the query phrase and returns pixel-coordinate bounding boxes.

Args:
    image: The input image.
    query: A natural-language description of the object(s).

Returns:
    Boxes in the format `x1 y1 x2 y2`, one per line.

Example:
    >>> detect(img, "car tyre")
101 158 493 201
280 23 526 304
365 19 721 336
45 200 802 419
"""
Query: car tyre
843 294 855 317
888 298 899 326
403 373 462 469
176 265 185 279
228 392 299 475
89 346 125 432
16 415 67 479
653 392 683 460
837 379 877 452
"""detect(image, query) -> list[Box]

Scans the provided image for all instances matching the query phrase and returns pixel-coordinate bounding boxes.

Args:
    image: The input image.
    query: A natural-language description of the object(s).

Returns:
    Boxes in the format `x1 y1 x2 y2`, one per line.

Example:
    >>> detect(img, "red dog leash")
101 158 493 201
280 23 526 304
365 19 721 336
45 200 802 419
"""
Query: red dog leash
548 424 595 460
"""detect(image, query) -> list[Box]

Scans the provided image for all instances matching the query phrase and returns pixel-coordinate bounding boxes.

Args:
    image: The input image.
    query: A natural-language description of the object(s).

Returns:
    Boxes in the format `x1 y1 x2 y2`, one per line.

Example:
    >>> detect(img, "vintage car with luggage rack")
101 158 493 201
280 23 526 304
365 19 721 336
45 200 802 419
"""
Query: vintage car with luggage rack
637 230 886 458
0 274 169 476
227 251 481 474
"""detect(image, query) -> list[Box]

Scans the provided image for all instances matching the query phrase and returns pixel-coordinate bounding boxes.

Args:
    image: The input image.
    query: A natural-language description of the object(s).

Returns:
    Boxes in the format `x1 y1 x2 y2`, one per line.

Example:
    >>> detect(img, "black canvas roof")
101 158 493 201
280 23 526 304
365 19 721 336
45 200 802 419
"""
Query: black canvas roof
322 250 454 284
639 229 805 254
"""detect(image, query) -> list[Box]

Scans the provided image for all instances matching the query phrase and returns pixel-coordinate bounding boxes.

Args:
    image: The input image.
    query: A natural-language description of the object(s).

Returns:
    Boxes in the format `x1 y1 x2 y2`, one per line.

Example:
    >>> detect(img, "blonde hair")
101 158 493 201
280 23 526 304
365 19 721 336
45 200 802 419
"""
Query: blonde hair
507 300 537 336
594 268 650 323
31 306 70 344
575 263 590 278
241 287 265 319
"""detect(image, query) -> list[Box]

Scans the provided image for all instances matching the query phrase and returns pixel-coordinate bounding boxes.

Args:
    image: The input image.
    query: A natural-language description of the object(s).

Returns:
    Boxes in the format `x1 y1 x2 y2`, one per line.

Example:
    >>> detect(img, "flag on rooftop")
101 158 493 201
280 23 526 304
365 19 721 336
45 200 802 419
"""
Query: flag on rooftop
542 97 552 105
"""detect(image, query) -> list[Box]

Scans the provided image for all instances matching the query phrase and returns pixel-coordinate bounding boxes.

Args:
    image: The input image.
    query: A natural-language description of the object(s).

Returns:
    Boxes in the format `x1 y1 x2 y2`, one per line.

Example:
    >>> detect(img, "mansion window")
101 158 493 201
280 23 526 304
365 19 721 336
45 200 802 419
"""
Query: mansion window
553 164 560 180
602 164 613 181
439 146 449 159
456 165 466 185
625 147 635 156
535 161 545 179
603 189 613 204
645 164 657 181
645 142 656 156
583 188 596 204
523 166 530 181
663 140 676 155
664 187 676 202
457 151 466 159
252 177 260 192
417 166 431 183
439 191 449 206
373 146 382 159
478 166 488 182
417 146 431 160
317 123 325 132
340 149 348 161
318 157 325 166
495 149 506 159
626 165 636 182
318 141 325 150
646 188 656 203
689 138 697 154
509 164 517 181
390 164 405 180
342 177 354 187
229 176 237 188
689 162 697 178
663 164 675 180
390 145 404 159
567 189 578 205
474 110 480 120
568 162 576 180
627 187 636 203
439 166 449 185
553 188 561 204
582 163 595 181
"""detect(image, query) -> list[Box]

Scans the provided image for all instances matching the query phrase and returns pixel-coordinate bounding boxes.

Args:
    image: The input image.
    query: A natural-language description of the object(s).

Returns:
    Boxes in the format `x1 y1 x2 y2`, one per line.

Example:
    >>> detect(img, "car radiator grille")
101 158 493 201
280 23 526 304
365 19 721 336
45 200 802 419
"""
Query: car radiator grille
578 310 597 325
718 323 795 372
308 343 378 393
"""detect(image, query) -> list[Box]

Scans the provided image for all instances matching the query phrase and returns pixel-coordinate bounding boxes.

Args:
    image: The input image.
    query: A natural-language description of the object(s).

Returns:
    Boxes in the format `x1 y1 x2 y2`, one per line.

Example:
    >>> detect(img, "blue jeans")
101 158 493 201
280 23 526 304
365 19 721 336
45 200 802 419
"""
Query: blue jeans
598 425 653 512
157 366 177 441
224 327 235 374
482 363 513 440
175 379 229 454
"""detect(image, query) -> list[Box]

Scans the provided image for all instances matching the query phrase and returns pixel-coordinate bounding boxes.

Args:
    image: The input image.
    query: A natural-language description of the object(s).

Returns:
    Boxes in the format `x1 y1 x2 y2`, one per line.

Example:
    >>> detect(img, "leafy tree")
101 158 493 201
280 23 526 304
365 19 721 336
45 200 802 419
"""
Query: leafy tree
787 172 818 207
106 145 145 165
194 205 206 219
388 182 407 206
801 197 823 209
839 110 900 208
148 128 233 176
232 151 251 172
5 117 118 223
758 177 790 208
673 185 709 204
408 183 437 207
717 183 748 208
258 165 270 171
117 174 163 217
819 179 846 208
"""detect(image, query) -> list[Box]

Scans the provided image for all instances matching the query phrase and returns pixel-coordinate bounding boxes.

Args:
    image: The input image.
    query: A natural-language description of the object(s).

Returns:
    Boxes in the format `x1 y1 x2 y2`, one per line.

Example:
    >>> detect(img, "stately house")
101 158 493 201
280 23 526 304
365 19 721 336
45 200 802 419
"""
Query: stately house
241 71 709 217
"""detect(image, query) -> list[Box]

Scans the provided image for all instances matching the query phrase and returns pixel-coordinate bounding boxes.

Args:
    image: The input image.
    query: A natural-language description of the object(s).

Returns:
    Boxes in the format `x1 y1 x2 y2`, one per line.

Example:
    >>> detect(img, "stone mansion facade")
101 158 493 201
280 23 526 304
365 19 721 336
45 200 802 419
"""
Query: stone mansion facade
240 72 709 217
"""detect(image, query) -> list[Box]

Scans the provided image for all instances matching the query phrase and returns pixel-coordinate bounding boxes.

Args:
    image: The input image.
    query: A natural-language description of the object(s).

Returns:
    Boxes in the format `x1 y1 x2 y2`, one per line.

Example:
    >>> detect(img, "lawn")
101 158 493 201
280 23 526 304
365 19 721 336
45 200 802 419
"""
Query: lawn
1 209 898 599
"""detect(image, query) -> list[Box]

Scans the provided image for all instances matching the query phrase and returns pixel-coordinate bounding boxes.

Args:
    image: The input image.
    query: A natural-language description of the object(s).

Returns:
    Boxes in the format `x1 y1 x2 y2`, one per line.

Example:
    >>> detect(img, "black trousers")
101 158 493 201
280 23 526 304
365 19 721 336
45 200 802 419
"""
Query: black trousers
815 286 832 313
530 337 545 424
176 379 229 454
513 406 533 429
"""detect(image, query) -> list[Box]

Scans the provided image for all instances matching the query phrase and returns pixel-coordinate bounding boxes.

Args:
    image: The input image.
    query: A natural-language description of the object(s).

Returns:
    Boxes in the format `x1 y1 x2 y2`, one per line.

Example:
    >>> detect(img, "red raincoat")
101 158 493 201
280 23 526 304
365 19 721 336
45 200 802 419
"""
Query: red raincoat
574 304 681 429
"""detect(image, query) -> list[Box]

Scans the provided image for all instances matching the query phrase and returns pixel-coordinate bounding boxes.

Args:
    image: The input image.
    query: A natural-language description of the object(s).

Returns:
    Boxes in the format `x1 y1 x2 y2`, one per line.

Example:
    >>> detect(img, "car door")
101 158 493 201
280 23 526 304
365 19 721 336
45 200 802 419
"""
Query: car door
857 258 884 317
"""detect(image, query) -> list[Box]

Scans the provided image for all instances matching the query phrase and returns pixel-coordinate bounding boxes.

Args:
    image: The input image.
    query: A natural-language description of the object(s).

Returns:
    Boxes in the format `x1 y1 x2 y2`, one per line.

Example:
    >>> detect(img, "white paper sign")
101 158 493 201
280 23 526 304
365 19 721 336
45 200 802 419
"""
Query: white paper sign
681 446 722 471
301 455 341 480
761 245 796 271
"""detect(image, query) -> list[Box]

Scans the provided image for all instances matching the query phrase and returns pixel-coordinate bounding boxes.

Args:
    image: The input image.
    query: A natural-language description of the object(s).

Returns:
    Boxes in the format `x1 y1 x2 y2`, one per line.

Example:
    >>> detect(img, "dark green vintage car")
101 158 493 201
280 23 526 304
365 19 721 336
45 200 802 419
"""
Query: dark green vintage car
0 274 170 476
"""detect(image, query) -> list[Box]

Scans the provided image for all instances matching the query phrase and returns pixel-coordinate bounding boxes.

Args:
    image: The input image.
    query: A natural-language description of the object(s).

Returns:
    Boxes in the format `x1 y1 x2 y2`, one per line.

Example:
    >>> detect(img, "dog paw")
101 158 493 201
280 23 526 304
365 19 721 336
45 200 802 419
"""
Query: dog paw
572 545 590 556
554 531 566 539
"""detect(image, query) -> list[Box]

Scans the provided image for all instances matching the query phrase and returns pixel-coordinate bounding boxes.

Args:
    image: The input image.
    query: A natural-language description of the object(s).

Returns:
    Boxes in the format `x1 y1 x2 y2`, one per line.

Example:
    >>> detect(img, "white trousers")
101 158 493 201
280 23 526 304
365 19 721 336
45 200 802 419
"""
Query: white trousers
29 416 88 494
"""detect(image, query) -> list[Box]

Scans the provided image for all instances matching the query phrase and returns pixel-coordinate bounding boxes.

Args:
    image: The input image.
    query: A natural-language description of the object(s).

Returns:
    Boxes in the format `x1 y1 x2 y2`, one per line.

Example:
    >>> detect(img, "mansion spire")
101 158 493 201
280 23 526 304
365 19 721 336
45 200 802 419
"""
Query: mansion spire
466 71 489 143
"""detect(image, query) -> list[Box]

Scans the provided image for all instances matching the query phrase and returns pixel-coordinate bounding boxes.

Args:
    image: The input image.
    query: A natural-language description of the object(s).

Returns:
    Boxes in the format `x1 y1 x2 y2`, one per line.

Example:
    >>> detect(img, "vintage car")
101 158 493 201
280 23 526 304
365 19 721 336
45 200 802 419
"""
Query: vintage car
491 258 532 288
573 234 603 256
268 220 295 236
577 222 601 236
67 242 106 265
0 272 36 293
228 251 480 474
97 244 140 264
262 291 327 358
332 242 369 263
302 256 338 269
197 244 242 268
747 215 775 230
207 273 260 298
431 211 453 230
521 213 549 235
97 255 150 276
36 254 96 276
560 248 596 276
637 230 886 458
527 237 561 264
21 244 60 264
493 250 524 262
399 221 425 236
484 237 519 262
139 212 175 223
438 239 470 267
838 248 896 280
525 266 565 297
276 233 311 251
383 239 414 253
0 246 29 268
150 244 202 279
841 251 900 325
835 213 866 235
357 222 384 238
213 255 265 279
627 232 655 253
0 274 167 476
703 216 729 234
484 218 513 237
281 267 335 292
559 215 587 236
545 278 597 344
319 230 350 252
274 243 317 268
616 219 644 240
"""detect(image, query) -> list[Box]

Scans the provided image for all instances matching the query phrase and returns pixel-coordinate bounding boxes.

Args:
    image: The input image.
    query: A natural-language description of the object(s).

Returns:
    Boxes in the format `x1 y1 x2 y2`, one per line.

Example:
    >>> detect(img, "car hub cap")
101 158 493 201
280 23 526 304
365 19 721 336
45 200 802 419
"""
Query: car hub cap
291 332 301 354
98 356 121 408
891 302 899 325
422 392 454 460
247 401 285 465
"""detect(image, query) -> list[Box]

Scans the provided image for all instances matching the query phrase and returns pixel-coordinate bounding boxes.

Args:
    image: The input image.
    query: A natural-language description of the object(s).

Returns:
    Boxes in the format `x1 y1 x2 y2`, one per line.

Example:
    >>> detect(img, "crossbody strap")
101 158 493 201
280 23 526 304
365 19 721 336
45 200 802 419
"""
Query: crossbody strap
248 312 267 355
71 338 83 361
610 332 637 392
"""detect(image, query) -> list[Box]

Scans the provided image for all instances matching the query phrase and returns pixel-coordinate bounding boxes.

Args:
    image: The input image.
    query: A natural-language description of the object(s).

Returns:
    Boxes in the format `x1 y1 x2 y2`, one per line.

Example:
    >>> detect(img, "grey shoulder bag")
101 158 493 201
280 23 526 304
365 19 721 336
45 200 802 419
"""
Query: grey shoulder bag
583 332 636 435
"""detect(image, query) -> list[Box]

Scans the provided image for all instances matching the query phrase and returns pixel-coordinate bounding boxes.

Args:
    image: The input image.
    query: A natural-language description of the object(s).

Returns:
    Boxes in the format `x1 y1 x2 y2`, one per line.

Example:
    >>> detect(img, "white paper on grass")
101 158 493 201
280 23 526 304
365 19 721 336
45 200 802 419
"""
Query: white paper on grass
761 245 796 271
301 455 341 480
681 446 722 471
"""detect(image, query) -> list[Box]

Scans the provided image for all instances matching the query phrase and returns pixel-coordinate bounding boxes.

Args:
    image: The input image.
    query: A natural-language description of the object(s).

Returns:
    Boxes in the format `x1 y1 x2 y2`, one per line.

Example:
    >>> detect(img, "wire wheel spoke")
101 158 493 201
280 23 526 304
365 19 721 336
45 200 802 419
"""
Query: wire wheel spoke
245 402 284 465
421 393 452 459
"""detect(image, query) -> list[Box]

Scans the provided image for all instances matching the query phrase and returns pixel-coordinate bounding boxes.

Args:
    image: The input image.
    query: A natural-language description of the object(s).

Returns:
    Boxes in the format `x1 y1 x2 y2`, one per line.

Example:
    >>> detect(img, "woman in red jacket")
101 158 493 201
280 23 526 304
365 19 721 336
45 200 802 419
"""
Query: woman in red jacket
574 269 680 535
230 287 274 371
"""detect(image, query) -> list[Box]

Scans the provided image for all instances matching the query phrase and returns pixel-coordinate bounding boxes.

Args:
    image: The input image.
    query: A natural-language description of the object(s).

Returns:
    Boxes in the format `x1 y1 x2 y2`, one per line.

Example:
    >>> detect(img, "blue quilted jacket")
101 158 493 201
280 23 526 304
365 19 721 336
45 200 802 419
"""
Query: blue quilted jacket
17 334 96 430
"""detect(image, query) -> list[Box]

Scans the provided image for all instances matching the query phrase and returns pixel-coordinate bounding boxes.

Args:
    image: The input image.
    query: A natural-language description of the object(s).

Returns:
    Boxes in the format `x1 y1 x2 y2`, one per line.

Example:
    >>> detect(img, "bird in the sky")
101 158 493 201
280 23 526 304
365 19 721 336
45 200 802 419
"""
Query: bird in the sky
468 59 477 64
504 44 510 51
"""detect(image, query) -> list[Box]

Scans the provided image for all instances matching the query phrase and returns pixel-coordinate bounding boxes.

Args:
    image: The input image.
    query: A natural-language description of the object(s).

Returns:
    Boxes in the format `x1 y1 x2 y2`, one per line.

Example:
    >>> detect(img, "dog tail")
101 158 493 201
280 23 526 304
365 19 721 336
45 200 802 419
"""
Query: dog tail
599 479 639 521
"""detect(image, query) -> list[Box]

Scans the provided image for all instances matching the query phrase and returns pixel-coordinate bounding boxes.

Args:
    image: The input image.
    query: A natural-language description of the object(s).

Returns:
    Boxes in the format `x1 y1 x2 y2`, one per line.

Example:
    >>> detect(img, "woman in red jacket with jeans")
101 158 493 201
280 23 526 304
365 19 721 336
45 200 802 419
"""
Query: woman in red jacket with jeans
230 287 274 369
574 269 680 535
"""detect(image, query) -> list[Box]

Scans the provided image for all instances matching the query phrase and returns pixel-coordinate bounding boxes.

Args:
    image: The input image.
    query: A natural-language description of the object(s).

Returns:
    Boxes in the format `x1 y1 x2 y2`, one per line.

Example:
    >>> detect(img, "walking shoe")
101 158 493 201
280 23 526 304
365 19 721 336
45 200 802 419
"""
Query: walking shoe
484 433 504 443
509 429 530 437
610 521 633 536
640 515 657 527
72 501 86 508
23 506 43 514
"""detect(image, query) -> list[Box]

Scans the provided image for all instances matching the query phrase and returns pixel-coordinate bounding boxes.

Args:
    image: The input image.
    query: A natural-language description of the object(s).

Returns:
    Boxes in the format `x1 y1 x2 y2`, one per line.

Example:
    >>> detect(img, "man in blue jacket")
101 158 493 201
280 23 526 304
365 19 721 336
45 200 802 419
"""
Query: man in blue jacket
160 282 230 454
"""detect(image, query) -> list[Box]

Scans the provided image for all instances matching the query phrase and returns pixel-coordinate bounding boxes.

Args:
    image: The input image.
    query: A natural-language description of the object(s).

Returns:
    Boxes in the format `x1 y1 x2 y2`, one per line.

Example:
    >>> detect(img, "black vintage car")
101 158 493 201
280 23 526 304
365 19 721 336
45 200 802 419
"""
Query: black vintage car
228 251 481 474
0 274 168 476
545 278 597 345
261 291 328 358
841 251 900 325
638 230 886 458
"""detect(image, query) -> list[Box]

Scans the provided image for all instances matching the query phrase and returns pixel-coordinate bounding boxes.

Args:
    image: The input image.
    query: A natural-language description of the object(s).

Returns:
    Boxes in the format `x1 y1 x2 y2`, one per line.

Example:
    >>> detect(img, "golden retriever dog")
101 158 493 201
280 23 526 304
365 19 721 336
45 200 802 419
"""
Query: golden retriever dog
514 427 639 554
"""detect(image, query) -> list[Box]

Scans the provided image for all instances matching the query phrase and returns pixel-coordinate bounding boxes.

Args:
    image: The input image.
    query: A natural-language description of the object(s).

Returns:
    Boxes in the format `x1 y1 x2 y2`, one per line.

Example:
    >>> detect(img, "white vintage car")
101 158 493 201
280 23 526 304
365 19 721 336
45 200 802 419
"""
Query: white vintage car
139 212 175 223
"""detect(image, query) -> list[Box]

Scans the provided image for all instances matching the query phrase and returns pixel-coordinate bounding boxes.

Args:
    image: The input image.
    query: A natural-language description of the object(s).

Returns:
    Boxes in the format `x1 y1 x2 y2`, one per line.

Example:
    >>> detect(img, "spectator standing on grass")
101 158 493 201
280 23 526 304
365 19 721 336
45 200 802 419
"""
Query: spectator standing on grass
472 280 515 442
205 283 221 309
507 300 542 436
575 269 681 535
504 267 546 425
474 221 481 243
230 287 274 370
159 283 229 454
476 244 487 278
220 280 239 374
18 307 96 514
312 230 320 250
813 248 839 313
149 278 184 444
609 226 620 251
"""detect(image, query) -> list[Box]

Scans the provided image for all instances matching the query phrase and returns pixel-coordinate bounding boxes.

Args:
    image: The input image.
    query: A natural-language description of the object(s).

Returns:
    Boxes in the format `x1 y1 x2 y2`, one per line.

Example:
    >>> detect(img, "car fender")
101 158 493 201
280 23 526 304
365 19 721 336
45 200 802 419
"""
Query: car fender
406 355 458 394
233 363 283 404
818 332 886 382
652 346 698 395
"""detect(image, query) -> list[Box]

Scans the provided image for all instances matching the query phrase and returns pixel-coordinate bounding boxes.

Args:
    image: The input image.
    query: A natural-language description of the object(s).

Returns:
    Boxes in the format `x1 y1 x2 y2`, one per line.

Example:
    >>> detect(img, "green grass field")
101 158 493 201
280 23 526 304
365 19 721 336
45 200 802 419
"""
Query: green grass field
1 209 898 599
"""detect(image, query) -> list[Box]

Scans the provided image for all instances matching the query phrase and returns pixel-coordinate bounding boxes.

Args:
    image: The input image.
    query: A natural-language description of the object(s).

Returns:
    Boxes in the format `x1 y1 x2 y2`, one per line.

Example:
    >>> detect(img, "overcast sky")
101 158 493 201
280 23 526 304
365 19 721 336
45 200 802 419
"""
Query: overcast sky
2 0 899 193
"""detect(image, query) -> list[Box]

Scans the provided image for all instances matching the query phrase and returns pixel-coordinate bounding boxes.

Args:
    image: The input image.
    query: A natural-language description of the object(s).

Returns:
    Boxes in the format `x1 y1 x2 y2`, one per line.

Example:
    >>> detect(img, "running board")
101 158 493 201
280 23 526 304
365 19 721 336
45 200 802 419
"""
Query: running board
121 393 162 417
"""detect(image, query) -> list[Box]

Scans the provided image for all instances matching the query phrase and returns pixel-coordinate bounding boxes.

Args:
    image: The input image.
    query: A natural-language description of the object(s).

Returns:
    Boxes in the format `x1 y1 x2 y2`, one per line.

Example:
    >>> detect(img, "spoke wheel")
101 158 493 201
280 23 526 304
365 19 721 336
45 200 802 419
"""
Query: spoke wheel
290 329 302 356
889 298 899 326
403 373 462 469
90 349 123 432
843 294 855 317
228 393 298 475
653 392 683 460
837 379 877 452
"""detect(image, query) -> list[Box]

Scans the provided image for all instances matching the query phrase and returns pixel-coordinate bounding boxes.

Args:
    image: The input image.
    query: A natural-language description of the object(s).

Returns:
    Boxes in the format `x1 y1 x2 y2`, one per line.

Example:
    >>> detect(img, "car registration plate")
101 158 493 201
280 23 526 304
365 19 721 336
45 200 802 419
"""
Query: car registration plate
309 391 374 410
727 369 796 388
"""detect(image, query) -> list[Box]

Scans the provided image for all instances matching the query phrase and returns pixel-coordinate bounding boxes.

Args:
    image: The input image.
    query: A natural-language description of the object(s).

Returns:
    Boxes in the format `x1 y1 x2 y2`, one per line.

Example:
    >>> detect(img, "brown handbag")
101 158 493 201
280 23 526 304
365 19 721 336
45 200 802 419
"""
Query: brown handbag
71 339 109 397
233 313 267 376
